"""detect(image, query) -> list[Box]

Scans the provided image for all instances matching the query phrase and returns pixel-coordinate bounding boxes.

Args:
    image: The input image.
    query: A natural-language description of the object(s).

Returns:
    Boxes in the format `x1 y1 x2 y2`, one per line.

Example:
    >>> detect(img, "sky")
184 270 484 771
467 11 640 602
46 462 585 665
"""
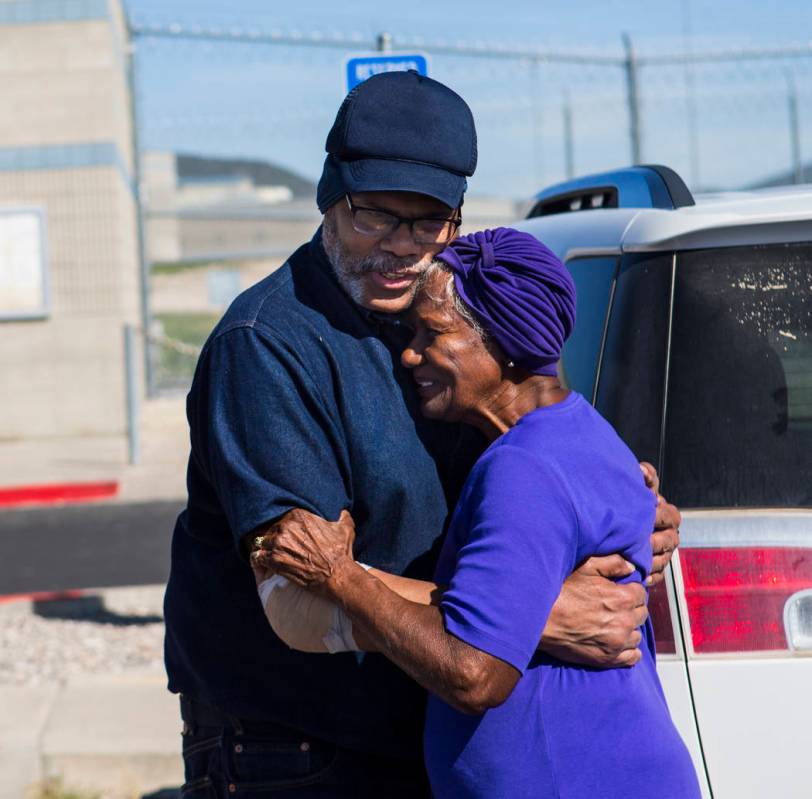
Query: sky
124 0 812 196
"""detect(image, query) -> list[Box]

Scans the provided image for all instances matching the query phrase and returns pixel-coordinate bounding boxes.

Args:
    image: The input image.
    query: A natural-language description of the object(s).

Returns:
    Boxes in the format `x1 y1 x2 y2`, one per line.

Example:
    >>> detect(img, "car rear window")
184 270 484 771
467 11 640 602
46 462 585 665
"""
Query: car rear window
560 256 617 402
663 242 812 508
596 252 672 467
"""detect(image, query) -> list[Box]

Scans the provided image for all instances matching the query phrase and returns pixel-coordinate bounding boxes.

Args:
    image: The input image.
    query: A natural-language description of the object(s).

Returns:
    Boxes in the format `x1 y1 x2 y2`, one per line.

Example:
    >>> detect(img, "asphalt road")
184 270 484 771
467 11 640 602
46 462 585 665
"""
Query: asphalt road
0 500 185 595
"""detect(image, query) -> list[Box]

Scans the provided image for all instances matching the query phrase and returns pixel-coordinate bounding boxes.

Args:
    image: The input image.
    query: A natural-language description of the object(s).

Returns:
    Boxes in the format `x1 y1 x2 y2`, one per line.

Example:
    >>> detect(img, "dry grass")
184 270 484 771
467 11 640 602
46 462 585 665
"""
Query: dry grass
27 778 100 799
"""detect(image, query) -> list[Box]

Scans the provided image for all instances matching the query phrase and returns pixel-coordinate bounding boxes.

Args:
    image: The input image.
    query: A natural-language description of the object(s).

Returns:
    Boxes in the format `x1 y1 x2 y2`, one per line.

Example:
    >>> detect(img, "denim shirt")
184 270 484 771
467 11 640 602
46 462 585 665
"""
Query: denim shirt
163 230 483 760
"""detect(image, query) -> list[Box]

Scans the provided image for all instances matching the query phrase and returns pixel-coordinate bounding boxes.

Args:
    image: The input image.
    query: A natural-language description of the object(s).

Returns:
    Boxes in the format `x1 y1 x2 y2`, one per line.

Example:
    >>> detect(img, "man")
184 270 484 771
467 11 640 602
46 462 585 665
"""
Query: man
164 71 680 798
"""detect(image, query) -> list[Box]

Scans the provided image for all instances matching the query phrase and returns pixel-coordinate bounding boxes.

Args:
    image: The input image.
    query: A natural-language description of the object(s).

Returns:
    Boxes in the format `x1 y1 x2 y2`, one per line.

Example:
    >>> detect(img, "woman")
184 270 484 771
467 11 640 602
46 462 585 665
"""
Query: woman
254 228 700 798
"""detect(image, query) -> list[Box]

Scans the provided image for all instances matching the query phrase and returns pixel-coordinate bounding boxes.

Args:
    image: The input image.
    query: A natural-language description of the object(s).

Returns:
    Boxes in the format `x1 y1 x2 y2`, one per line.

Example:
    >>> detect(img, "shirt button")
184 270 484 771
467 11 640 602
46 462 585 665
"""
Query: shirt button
234 743 243 754
300 741 310 752
228 784 237 794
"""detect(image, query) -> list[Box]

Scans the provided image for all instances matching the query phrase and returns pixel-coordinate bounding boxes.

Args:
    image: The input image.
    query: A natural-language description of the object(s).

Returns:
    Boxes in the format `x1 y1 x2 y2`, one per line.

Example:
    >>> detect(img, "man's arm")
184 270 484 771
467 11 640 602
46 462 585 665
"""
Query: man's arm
195 327 351 553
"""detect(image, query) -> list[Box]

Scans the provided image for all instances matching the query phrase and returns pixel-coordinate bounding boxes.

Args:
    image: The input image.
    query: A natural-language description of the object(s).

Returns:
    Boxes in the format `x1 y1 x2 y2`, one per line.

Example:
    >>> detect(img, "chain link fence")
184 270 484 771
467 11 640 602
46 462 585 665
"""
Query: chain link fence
123 18 812 393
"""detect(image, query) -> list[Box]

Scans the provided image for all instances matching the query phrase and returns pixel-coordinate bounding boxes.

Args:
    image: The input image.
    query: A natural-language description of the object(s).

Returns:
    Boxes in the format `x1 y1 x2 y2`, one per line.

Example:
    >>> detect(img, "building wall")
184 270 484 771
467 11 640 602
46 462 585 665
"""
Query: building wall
0 0 141 440
142 151 181 263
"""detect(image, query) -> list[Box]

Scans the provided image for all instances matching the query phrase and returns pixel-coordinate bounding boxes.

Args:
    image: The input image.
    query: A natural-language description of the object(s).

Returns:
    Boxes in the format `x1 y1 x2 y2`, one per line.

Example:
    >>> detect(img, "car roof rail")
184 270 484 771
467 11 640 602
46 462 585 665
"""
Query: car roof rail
526 164 695 218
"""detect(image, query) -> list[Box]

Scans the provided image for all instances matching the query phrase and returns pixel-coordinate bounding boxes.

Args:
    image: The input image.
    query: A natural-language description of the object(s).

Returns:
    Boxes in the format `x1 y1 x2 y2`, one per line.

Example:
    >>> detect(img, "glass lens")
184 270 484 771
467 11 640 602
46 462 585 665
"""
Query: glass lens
352 209 397 236
412 219 455 244
350 204 457 244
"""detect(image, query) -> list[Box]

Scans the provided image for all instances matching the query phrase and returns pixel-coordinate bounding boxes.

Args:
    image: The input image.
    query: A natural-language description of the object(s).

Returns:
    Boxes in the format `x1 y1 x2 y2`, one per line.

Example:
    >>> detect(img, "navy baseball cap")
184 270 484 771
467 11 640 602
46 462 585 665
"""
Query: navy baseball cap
316 70 477 212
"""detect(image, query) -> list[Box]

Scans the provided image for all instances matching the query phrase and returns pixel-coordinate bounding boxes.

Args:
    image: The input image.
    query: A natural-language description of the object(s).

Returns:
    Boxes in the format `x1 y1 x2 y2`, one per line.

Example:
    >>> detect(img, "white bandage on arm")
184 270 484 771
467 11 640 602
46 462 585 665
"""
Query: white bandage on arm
257 563 371 654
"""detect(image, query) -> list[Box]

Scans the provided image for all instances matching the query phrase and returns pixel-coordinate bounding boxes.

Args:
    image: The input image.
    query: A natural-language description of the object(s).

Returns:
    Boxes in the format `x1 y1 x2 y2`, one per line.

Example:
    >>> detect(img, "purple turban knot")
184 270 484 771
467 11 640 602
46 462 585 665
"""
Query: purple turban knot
436 227 576 376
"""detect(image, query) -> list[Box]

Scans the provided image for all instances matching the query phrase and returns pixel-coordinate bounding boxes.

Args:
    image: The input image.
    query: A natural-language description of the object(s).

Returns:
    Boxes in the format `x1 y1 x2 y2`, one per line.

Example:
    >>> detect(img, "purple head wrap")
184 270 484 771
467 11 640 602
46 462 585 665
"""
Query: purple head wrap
436 227 576 376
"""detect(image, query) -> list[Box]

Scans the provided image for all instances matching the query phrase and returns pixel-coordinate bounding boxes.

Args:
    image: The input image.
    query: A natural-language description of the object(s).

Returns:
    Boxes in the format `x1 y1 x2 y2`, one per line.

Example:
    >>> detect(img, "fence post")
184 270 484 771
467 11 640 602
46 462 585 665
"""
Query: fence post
530 58 545 188
377 32 392 53
125 25 156 398
622 33 642 165
124 324 141 465
563 93 575 179
787 71 803 185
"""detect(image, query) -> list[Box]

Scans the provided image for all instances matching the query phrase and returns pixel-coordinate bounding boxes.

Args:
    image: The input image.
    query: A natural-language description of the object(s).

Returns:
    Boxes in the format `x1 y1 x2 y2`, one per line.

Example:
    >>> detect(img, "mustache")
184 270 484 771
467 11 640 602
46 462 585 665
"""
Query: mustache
342 253 426 277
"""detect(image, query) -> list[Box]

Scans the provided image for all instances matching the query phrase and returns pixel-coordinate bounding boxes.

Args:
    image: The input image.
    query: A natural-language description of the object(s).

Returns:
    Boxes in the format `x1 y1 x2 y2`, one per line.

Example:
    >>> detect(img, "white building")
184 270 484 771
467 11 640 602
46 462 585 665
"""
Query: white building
0 0 142 439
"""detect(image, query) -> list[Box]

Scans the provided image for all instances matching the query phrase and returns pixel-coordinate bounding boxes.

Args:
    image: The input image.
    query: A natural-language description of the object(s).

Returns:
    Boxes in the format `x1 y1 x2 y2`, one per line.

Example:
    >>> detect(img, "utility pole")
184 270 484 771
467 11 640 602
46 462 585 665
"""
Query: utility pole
622 33 642 165
787 71 803 185
681 0 700 189
377 32 392 53
563 94 575 179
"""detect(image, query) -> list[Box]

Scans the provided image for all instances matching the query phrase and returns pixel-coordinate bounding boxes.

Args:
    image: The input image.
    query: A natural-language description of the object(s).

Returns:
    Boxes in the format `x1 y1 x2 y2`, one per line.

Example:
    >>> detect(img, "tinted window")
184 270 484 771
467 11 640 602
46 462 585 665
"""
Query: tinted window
560 257 617 401
595 253 673 466
663 243 812 508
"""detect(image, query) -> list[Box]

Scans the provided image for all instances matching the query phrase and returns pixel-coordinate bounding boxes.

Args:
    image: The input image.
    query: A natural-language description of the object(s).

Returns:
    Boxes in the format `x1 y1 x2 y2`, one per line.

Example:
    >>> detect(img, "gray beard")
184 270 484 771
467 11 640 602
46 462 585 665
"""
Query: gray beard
321 214 429 307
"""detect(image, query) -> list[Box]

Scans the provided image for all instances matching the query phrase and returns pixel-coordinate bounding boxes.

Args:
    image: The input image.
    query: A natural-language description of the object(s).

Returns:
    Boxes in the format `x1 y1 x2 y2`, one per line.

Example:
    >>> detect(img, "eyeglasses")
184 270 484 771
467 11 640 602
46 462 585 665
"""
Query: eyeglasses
345 195 461 245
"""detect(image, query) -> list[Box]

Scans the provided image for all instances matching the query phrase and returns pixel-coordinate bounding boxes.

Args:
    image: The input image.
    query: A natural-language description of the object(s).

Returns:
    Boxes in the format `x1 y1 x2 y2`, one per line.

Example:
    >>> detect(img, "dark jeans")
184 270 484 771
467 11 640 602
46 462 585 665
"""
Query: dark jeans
179 695 432 798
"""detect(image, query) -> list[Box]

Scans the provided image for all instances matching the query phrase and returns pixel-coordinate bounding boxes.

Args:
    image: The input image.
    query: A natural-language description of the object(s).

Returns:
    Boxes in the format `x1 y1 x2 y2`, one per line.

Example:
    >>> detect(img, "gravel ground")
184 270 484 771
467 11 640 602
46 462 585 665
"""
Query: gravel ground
0 586 165 685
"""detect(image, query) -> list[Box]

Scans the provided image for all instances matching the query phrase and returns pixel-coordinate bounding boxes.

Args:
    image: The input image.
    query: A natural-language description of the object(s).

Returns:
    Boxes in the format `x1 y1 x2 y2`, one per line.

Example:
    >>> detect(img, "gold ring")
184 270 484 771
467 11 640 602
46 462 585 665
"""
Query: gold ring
254 536 265 550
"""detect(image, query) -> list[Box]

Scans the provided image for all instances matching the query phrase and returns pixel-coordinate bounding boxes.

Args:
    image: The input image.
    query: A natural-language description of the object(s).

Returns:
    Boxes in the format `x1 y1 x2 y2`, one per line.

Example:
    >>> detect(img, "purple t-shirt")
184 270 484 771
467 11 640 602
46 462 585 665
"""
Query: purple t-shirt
423 393 700 798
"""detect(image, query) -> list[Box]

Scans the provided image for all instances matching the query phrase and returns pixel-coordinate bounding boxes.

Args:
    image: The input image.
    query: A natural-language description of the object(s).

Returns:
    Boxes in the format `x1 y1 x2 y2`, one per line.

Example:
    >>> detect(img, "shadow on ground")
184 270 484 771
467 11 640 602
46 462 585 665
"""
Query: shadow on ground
33 594 163 625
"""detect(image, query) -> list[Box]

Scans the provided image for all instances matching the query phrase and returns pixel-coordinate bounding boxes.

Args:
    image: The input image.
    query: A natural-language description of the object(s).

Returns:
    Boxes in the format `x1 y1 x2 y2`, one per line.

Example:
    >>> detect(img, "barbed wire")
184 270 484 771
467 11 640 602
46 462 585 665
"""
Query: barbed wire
128 20 812 68
128 20 626 65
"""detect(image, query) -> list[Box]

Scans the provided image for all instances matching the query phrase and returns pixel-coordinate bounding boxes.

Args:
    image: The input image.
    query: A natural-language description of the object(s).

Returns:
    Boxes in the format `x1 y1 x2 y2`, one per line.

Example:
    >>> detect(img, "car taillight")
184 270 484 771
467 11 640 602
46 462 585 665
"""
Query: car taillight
680 547 812 653
648 579 676 654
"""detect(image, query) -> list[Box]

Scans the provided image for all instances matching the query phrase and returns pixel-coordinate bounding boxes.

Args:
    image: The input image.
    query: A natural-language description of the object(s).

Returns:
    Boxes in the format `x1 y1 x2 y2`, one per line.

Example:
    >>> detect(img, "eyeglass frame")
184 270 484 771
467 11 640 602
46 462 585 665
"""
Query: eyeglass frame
344 195 462 244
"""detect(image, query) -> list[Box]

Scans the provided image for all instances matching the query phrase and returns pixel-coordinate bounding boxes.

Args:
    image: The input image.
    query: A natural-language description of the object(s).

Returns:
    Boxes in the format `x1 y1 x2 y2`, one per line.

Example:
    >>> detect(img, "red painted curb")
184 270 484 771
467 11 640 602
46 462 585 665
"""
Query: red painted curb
0 481 118 508
0 589 87 605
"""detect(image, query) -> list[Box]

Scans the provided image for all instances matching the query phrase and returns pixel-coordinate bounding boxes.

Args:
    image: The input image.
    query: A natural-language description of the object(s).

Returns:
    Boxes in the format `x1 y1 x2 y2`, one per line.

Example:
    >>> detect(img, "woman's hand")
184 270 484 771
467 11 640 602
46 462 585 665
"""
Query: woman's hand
640 462 682 587
253 508 356 591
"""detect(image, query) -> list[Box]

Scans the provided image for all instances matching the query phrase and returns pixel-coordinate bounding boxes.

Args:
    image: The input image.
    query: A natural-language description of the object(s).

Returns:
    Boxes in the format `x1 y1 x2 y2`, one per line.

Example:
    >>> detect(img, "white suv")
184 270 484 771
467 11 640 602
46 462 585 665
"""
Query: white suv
515 166 812 799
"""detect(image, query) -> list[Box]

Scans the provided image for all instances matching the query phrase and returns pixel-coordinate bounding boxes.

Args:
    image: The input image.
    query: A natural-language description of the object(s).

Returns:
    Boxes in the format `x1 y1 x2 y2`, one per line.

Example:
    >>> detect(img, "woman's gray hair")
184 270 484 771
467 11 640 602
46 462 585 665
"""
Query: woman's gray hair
416 261 490 344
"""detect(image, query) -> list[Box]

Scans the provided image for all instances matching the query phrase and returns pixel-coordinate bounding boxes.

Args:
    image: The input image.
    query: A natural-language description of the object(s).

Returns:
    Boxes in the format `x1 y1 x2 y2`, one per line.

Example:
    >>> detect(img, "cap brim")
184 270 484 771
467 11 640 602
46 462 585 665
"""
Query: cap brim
338 158 466 210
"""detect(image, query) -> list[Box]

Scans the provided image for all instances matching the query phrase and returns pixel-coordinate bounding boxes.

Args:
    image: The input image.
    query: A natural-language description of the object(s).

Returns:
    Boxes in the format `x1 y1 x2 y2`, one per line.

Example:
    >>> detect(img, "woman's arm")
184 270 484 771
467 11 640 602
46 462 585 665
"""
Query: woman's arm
332 560 518 715
250 555 444 653
367 569 444 606
256 509 519 714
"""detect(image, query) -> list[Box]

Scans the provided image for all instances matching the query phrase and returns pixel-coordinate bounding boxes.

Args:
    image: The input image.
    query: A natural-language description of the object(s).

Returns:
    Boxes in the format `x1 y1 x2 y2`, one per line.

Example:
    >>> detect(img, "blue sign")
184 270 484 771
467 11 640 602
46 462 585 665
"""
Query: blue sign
345 53 429 93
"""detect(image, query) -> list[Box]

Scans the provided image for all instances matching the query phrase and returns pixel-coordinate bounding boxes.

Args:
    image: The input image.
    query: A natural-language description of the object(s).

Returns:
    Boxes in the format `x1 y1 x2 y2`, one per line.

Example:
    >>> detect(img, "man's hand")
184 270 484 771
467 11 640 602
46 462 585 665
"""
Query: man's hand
540 555 648 668
640 462 681 587
253 508 356 590
250 554 274 588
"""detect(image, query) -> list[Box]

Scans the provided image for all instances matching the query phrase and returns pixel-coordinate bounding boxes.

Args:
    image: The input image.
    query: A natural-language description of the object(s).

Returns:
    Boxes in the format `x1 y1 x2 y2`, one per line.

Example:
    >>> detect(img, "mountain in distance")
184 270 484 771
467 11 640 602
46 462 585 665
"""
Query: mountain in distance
176 153 316 198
